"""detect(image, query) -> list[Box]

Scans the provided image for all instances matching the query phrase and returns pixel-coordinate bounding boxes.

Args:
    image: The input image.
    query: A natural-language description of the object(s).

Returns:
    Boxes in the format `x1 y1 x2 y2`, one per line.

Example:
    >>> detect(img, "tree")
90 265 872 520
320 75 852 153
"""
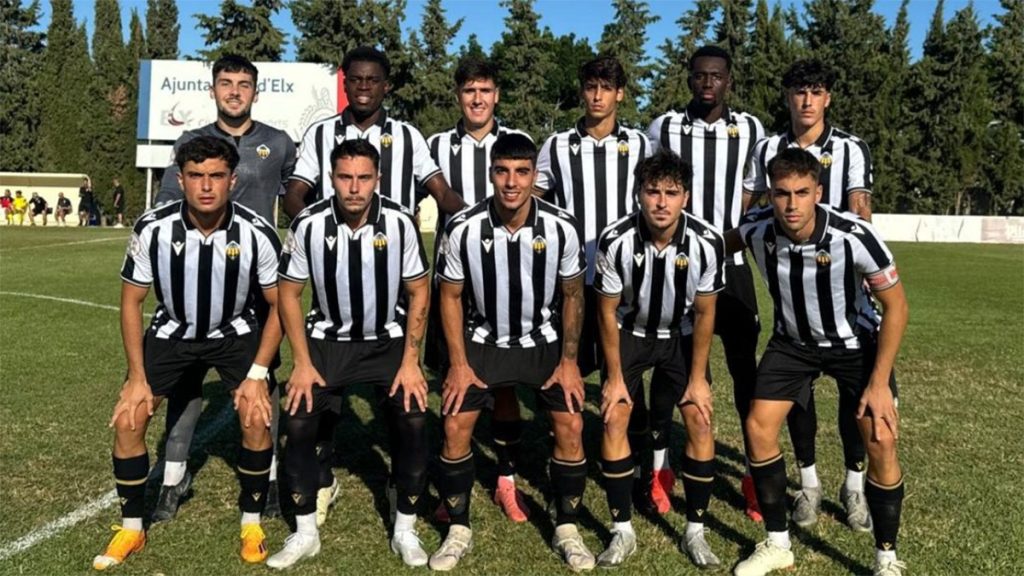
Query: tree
988 0 1024 123
872 0 915 213
457 33 486 61
596 0 659 127
0 0 45 172
532 31 595 130
741 0 794 131
291 0 406 67
713 0 752 84
397 0 462 136
490 0 555 138
146 0 179 59
196 0 286 61
645 0 715 116
39 0 93 173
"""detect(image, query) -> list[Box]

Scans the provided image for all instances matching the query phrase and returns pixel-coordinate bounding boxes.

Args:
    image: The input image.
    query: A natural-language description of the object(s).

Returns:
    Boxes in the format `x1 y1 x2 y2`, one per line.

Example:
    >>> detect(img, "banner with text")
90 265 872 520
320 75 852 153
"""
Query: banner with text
137 60 345 143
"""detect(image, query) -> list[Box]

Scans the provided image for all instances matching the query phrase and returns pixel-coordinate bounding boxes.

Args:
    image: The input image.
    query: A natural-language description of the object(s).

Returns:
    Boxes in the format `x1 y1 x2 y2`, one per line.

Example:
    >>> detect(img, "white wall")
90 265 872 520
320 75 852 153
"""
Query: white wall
872 214 1024 244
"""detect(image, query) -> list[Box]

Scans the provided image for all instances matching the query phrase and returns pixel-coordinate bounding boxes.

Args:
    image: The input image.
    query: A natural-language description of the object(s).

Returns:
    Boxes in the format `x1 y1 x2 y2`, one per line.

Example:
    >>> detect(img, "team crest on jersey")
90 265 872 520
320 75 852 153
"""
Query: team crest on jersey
570 143 580 155
373 232 388 250
815 249 831 267
617 141 629 156
380 134 394 148
225 240 241 260
256 144 270 159
727 123 740 138
451 143 462 156
819 152 833 169
674 254 689 269
532 235 546 253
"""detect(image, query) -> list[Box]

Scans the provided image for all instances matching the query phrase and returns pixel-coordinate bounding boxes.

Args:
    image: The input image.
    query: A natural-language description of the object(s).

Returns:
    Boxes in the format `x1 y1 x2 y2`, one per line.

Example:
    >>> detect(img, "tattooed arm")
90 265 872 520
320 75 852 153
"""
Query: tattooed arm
542 274 586 413
389 275 430 412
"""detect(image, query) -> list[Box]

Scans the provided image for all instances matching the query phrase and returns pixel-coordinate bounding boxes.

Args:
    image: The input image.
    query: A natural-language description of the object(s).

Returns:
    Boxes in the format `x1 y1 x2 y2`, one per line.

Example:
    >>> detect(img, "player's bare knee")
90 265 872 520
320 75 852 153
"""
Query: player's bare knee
442 416 474 456
551 414 584 454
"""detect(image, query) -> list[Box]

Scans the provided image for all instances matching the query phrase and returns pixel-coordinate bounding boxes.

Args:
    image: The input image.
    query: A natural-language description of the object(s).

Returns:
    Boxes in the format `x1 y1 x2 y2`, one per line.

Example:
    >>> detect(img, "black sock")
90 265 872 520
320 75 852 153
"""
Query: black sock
315 411 338 488
393 413 428 515
113 453 149 520
439 452 474 526
750 454 788 532
284 415 321 515
492 419 522 478
601 456 634 523
237 447 273 514
788 393 818 468
865 476 904 552
627 400 652 488
550 457 587 526
839 394 866 472
682 455 715 523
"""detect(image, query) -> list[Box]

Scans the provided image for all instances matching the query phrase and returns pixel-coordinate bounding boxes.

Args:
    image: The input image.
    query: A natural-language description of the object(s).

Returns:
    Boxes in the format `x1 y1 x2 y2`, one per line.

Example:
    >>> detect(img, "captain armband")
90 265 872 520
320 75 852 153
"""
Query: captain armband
866 264 900 291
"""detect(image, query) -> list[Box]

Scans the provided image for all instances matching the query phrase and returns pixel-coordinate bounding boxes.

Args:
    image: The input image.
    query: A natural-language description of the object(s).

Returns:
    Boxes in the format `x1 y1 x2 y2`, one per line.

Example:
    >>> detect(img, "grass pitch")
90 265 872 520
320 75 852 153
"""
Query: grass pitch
0 226 1021 575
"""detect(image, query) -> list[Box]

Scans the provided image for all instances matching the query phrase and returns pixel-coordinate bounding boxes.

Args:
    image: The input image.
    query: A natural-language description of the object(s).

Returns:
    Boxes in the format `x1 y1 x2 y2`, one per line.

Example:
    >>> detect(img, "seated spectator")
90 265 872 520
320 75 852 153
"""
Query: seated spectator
55 192 72 226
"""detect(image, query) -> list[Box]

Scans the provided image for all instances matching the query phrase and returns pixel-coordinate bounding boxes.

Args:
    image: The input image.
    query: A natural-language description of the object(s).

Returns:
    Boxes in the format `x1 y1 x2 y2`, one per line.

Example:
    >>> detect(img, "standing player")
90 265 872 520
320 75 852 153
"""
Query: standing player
593 150 725 568
268 139 431 569
93 136 283 570
55 192 72 226
112 178 126 228
426 57 533 523
729 148 907 576
744 59 876 531
283 46 464 218
647 45 765 520
534 55 654 512
28 192 49 226
431 134 593 572
154 54 297 522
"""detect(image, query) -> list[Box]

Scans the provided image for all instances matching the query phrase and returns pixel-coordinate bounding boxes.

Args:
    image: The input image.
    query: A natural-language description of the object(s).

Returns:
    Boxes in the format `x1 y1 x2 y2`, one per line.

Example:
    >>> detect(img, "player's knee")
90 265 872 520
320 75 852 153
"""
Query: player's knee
552 414 584 453
603 403 632 439
442 416 473 456
683 408 713 443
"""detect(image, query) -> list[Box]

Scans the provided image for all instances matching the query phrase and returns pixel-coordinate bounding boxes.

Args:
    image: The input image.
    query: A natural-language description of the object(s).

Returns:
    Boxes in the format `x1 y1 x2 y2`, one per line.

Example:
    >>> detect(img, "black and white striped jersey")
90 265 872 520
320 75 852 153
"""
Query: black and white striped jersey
427 120 531 209
737 204 897 349
121 201 281 340
535 119 651 284
279 193 429 341
648 106 764 265
594 211 725 339
438 196 584 348
290 108 442 212
744 124 873 211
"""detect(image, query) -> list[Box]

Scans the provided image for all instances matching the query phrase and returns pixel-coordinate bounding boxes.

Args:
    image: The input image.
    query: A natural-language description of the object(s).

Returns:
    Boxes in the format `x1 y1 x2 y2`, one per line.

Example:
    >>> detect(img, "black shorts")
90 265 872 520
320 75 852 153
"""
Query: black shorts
458 339 575 413
578 284 603 377
423 277 447 374
143 331 259 397
31 207 45 216
604 332 695 405
714 258 760 338
300 337 417 417
754 336 898 411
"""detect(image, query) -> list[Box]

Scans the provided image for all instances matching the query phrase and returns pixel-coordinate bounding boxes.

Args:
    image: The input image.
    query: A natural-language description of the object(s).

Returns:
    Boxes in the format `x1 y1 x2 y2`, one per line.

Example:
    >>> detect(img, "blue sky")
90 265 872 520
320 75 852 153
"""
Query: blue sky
40 0 1004 62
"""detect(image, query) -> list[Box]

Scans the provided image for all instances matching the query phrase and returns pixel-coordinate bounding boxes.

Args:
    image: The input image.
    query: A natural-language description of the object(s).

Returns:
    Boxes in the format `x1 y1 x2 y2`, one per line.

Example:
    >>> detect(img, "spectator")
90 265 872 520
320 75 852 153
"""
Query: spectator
112 178 126 228
12 190 28 226
28 192 49 226
78 177 94 226
1 190 12 225
55 192 72 226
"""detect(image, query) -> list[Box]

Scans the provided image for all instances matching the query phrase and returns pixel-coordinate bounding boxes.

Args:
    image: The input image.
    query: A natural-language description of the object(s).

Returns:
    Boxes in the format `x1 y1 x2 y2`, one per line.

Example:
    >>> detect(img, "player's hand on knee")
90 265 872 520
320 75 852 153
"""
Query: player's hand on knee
544 359 584 414
682 375 714 426
600 376 632 423
390 362 428 413
285 363 326 416
235 378 273 428
442 364 485 416
110 376 154 431
857 380 899 441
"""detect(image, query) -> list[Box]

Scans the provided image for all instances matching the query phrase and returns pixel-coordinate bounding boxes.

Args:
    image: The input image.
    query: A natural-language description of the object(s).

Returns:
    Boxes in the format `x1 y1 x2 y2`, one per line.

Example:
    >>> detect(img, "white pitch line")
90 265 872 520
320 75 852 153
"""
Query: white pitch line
0 236 125 253
0 291 121 313
0 401 238 562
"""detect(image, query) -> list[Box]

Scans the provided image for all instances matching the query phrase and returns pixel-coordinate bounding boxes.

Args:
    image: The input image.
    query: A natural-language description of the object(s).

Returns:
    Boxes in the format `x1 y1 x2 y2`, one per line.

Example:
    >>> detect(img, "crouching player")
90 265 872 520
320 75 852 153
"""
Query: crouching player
593 150 726 568
94 136 283 569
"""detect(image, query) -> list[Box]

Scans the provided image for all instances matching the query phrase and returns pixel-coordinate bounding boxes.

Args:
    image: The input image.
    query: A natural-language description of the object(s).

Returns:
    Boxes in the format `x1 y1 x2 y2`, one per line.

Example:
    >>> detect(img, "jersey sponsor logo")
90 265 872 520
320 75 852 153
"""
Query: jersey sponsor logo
256 144 271 159
172 241 185 255
819 152 833 169
372 231 388 250
481 238 493 253
701 228 715 239
849 223 865 235
325 235 337 250
569 143 580 155
633 253 645 267
451 143 462 156
682 124 693 135
335 134 345 145
675 254 689 269
380 133 394 148
617 141 629 156
225 240 241 260
604 228 620 240
532 235 546 253
815 249 831 267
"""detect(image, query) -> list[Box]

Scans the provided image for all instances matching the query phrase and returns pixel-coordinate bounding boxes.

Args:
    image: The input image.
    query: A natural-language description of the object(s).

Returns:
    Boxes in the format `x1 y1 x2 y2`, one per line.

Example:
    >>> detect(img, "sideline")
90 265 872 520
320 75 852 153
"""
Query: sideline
0 291 122 314
0 236 126 253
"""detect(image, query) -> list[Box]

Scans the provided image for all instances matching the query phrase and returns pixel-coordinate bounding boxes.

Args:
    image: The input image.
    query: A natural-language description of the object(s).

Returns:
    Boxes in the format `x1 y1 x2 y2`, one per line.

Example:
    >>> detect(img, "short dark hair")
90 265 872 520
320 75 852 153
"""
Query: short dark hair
767 148 821 183
454 57 498 89
689 45 732 72
175 136 240 171
491 133 537 166
579 55 627 90
330 139 380 171
634 149 693 195
782 58 835 90
342 46 391 79
212 54 258 84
